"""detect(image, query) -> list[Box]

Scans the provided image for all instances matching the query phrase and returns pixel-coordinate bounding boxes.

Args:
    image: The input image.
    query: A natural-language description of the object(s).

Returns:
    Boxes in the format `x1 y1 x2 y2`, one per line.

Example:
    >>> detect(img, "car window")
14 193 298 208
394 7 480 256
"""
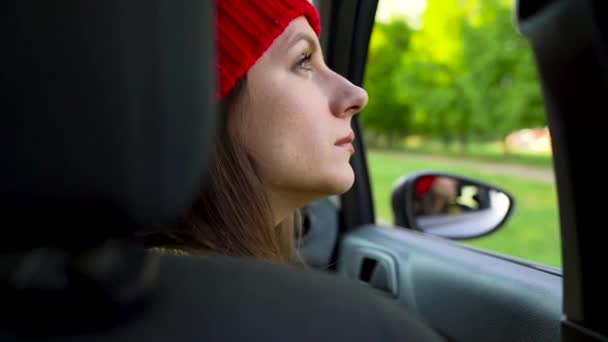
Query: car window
361 0 561 269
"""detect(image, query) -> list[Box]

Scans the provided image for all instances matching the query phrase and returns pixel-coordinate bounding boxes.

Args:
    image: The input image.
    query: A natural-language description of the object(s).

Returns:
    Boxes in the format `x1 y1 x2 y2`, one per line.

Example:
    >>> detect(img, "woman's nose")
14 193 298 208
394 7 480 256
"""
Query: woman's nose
330 74 368 118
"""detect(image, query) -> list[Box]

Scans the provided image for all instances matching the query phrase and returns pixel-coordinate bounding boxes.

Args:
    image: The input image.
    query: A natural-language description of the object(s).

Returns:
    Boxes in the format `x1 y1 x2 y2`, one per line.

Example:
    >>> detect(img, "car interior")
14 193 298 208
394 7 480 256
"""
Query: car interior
2 0 606 341
1 1 443 341
298 0 606 341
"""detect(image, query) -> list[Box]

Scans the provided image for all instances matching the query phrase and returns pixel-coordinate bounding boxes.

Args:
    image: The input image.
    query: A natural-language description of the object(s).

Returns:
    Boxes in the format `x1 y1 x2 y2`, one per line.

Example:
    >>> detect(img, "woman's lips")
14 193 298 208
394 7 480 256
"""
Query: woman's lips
335 131 355 153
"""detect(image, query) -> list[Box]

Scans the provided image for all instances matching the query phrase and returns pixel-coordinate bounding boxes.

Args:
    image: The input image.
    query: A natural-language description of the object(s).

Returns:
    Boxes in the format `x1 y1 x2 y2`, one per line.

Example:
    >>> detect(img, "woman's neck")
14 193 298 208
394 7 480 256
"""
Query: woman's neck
269 187 322 226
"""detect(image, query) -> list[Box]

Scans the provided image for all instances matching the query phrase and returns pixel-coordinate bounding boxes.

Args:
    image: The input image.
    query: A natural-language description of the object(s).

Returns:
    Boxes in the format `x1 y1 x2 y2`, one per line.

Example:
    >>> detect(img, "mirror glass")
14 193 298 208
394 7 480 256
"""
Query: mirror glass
411 175 512 239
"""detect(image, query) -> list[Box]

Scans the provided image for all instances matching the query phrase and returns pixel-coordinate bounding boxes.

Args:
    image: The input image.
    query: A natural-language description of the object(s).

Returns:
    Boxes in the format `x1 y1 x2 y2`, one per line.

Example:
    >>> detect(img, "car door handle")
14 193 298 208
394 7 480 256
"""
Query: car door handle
356 250 399 297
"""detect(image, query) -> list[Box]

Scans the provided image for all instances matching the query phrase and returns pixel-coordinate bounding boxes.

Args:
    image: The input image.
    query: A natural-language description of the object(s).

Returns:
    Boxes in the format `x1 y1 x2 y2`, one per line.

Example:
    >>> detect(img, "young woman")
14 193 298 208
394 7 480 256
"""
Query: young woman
143 0 368 263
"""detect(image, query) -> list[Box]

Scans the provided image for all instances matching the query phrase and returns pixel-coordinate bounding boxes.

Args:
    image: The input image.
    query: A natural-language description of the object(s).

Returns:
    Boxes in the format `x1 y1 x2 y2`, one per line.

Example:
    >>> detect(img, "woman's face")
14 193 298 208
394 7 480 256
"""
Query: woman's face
431 177 458 201
229 16 368 214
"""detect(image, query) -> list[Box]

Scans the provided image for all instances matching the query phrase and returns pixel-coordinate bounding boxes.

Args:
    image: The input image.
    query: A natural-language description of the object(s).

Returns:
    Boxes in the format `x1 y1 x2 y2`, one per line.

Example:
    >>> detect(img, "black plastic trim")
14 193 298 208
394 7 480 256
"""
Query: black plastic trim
324 0 379 231
515 0 608 338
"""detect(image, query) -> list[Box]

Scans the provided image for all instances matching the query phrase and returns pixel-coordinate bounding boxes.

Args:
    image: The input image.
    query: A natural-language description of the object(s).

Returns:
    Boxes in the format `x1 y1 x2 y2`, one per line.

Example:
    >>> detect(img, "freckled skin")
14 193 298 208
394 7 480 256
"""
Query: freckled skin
228 17 368 223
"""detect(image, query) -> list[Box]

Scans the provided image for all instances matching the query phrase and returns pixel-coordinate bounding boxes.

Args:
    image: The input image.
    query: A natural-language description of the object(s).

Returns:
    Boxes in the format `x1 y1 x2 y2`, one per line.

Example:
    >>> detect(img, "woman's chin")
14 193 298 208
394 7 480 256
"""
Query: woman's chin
324 167 355 195
281 167 355 205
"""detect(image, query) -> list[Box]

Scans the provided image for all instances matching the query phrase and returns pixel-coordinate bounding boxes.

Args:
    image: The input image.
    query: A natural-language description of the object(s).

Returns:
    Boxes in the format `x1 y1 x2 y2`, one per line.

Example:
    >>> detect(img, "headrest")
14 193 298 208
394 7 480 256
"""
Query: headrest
1 1 216 252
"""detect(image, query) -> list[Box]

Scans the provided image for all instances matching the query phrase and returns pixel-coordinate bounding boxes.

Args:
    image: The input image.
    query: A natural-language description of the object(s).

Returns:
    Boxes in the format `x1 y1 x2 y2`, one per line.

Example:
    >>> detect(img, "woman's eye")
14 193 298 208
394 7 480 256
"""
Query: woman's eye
295 53 313 71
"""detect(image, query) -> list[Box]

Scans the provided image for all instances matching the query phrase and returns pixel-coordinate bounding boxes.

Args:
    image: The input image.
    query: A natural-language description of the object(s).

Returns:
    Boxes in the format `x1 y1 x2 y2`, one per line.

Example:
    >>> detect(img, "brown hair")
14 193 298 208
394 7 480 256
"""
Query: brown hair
142 76 301 263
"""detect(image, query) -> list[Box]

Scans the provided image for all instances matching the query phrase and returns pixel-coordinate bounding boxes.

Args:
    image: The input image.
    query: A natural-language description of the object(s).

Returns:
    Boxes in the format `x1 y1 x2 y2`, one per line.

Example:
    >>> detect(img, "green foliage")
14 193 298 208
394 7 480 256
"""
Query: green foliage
361 20 414 145
362 0 547 147
459 0 546 140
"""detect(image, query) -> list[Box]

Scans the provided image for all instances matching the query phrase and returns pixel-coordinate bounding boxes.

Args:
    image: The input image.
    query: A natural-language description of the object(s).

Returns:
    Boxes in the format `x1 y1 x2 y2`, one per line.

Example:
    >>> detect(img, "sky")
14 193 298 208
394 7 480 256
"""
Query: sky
375 0 427 28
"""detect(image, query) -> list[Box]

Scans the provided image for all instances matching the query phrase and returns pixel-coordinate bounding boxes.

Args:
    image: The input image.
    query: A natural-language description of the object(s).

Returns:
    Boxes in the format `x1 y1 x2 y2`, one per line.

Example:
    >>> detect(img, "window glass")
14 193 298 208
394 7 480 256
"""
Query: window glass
362 0 561 269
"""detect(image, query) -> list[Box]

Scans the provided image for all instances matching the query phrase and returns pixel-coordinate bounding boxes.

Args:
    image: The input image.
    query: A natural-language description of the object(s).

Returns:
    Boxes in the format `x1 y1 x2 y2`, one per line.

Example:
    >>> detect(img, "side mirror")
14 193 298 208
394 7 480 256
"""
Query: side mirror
391 171 516 240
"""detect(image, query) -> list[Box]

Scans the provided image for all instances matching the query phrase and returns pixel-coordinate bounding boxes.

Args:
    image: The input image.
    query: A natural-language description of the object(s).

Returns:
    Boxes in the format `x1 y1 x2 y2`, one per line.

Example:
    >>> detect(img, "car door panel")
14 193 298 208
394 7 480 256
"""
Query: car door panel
336 225 562 342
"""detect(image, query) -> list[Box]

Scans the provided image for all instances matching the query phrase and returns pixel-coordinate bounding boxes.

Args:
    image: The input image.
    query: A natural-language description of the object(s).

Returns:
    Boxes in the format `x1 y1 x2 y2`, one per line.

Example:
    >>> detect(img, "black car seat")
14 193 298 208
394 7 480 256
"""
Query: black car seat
0 1 444 341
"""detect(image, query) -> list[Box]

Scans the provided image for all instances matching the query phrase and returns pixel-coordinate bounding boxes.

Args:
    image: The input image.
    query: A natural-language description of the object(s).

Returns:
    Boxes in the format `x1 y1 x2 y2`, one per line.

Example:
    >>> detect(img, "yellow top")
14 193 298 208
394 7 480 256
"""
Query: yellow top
147 246 192 256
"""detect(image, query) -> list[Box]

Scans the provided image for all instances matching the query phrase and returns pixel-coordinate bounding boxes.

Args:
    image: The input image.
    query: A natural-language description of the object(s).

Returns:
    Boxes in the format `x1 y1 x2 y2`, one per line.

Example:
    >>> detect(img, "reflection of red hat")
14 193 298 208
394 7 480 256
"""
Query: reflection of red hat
415 176 437 197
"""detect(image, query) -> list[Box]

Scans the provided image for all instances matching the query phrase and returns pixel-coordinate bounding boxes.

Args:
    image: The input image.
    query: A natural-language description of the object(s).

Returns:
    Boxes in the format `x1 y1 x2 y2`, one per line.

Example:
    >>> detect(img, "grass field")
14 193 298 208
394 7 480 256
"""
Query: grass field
367 149 562 269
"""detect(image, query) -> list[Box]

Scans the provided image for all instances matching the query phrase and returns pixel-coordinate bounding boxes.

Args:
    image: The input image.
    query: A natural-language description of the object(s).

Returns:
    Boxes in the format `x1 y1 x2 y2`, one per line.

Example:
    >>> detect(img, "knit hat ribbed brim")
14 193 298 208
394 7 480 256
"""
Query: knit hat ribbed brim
215 0 321 101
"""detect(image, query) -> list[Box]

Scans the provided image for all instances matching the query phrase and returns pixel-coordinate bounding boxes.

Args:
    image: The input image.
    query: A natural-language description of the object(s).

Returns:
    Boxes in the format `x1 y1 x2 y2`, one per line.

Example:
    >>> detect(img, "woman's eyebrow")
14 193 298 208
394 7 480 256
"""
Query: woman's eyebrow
286 31 316 51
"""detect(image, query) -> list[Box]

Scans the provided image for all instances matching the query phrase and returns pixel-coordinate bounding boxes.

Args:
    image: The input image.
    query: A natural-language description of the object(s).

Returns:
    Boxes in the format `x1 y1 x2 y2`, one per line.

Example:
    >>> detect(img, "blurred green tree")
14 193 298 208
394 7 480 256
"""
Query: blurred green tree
460 0 546 151
361 19 413 148
362 0 546 153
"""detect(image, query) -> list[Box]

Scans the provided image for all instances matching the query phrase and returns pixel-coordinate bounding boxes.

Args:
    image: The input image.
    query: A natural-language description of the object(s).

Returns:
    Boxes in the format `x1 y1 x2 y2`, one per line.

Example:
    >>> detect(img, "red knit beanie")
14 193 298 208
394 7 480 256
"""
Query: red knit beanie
215 0 321 101
415 176 437 198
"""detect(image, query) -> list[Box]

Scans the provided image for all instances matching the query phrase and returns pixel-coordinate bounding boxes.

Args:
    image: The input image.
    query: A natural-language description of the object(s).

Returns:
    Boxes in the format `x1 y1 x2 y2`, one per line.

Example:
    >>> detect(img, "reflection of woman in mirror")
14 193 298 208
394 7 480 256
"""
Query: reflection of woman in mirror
414 176 462 216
